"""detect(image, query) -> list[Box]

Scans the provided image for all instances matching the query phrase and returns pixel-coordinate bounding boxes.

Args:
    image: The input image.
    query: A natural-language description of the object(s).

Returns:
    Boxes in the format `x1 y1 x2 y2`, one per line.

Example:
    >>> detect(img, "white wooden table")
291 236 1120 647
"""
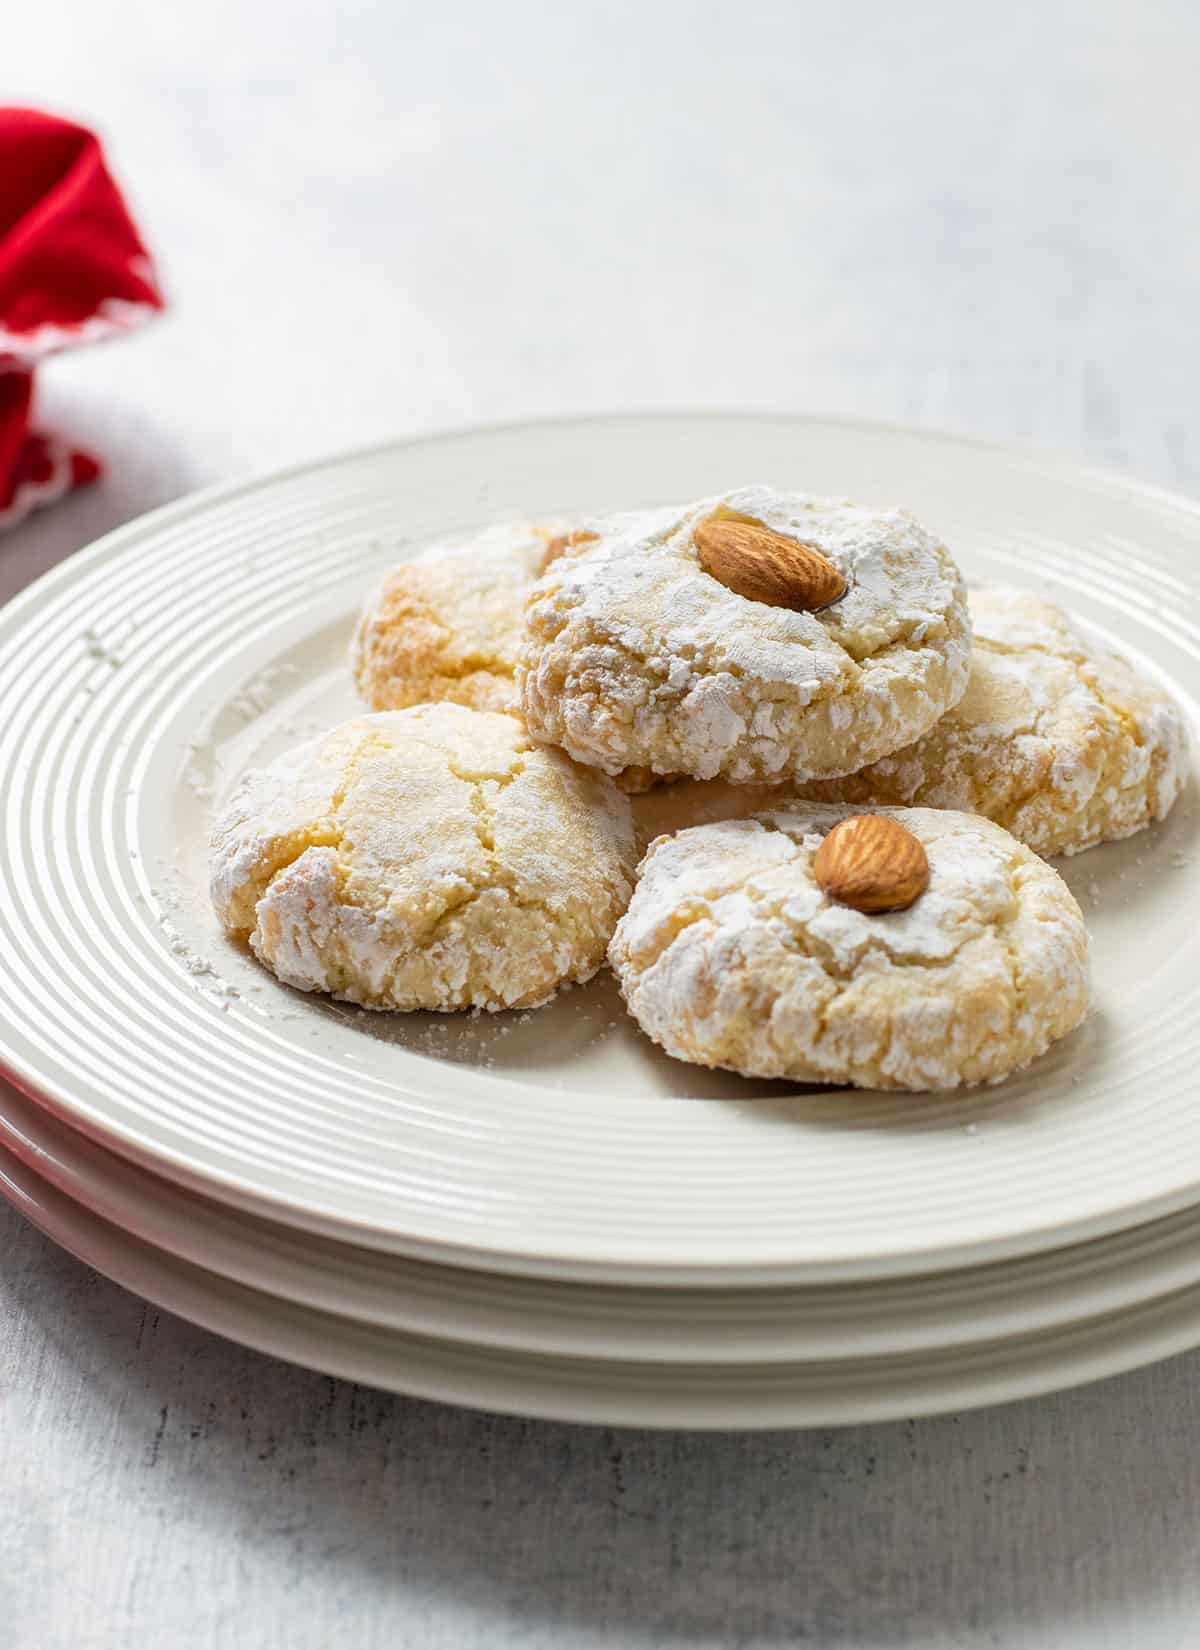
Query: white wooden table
4 3 1200 1644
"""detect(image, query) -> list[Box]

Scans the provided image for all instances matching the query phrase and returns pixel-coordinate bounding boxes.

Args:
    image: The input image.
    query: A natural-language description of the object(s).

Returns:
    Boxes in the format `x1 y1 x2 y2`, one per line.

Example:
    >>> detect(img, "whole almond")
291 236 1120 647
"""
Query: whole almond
694 519 846 611
813 815 929 913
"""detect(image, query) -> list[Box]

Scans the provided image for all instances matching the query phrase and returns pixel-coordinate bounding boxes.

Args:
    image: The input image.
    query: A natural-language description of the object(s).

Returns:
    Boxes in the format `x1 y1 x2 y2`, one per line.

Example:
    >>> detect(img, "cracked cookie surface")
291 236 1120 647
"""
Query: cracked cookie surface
609 804 1089 1090
793 587 1191 856
518 484 972 784
352 520 560 716
210 703 637 1011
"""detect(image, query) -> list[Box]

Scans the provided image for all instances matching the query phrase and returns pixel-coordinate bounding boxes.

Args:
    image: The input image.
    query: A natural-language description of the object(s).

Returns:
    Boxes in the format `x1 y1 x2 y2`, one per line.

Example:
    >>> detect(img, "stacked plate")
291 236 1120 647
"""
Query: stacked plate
2 413 1199 1428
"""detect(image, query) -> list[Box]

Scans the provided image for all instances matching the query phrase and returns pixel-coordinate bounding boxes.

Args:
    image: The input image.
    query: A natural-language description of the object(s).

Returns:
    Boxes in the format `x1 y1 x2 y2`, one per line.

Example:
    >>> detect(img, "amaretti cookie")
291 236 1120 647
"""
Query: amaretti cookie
609 804 1090 1091
352 519 588 716
210 703 637 1011
794 587 1191 856
518 485 972 784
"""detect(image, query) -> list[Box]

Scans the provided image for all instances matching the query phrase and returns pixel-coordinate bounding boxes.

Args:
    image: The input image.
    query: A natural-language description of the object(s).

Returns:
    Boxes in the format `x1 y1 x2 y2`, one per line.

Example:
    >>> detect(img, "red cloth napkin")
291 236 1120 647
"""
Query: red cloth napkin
0 108 164 530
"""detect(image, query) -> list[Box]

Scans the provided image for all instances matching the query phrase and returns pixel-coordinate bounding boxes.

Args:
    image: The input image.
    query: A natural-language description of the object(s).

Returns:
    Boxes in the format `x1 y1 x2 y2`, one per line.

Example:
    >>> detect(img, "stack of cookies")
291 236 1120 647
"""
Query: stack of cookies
210 485 1190 1092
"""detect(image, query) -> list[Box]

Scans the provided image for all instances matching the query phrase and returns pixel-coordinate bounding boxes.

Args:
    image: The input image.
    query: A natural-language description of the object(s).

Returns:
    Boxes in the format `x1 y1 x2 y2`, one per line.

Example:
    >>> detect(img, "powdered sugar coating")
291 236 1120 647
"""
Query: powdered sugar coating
210 703 637 1011
609 804 1090 1091
518 485 972 784
352 520 559 716
795 587 1192 856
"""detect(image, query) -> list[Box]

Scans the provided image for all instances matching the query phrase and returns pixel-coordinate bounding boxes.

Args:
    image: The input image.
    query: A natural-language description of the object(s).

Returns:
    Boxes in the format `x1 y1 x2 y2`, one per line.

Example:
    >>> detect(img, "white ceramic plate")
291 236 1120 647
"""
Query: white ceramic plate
10 1133 1200 1428
10 1073 1200 1366
1 415 1198 1283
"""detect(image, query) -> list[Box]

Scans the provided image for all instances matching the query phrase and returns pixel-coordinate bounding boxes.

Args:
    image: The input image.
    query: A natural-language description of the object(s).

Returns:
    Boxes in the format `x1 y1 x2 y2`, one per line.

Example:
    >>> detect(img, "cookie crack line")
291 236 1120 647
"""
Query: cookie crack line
334 743 537 914
993 863 1033 1048
408 878 572 952
750 816 974 969
244 728 536 930
634 822 1013 985
573 601 951 694
216 728 397 930
978 631 1148 750
1078 661 1148 751
684 880 982 984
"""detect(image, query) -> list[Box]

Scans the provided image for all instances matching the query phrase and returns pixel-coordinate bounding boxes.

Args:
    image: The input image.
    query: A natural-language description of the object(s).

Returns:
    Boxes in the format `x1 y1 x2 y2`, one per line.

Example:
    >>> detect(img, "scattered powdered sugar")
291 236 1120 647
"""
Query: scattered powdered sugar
81 626 126 668
156 911 255 1015
182 739 216 801
183 762 214 801
163 923 217 978
227 662 299 720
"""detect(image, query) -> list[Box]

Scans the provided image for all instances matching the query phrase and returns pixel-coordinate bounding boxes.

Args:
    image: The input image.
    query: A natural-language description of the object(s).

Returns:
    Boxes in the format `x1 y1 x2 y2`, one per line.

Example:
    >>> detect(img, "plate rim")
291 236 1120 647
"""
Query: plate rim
4 407 1198 641
11 1073 1200 1364
2 410 1200 1284
8 1134 1200 1430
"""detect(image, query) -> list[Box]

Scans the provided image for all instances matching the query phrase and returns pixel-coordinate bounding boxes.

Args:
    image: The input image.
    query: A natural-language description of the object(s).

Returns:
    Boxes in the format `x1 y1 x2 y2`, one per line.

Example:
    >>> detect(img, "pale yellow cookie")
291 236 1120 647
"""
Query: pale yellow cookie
210 704 637 1012
351 518 662 793
518 485 972 785
793 587 1191 857
609 804 1090 1091
352 520 578 716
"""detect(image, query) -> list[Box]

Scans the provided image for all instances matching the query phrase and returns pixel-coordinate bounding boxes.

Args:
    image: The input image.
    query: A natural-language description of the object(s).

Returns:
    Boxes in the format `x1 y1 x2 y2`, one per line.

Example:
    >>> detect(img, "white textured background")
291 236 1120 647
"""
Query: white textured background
3 2 1200 1645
